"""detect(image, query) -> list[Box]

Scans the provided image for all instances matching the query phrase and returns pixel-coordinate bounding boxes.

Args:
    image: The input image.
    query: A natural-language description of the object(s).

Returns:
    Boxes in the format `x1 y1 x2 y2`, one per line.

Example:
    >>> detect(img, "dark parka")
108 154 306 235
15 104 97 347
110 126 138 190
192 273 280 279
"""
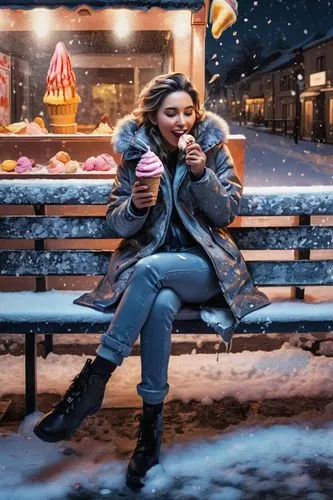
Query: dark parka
75 111 270 344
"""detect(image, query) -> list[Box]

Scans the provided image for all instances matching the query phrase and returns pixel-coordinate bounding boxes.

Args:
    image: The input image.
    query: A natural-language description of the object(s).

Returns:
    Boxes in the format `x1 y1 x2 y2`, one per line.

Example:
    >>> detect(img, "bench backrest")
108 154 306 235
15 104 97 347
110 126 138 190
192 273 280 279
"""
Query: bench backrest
0 181 333 289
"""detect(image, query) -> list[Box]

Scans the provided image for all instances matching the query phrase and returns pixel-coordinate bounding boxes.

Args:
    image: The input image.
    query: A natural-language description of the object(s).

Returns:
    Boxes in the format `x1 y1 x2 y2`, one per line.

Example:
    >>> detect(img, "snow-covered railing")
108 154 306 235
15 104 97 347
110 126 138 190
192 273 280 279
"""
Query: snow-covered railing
0 180 333 215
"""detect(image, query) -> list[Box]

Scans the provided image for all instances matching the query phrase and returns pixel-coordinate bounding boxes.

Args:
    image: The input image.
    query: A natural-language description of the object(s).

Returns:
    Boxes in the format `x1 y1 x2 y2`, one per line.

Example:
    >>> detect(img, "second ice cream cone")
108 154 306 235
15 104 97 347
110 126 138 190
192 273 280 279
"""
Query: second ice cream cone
137 176 160 205
210 0 238 39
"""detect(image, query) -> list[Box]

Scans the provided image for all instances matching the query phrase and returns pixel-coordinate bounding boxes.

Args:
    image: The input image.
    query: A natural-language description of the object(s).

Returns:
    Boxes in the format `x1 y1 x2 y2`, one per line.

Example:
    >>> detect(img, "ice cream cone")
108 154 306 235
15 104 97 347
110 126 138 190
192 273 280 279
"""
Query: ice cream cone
137 176 160 205
43 42 81 134
47 103 79 134
210 0 238 39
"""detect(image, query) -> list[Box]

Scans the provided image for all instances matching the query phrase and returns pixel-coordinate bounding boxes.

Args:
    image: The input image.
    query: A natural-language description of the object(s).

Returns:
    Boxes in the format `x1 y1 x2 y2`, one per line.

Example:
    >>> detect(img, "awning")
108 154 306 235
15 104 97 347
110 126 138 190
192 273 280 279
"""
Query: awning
300 91 320 98
0 0 204 11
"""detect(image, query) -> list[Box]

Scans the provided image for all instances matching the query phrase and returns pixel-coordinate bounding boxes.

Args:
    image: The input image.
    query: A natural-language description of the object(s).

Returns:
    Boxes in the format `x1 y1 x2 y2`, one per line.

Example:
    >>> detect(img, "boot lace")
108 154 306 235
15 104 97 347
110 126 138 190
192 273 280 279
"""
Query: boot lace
134 414 156 454
54 360 92 414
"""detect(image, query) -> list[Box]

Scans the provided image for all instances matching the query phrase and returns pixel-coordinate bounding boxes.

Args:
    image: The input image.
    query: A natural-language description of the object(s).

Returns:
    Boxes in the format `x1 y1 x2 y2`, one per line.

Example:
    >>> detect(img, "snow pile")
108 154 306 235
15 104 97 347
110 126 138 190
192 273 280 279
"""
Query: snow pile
1 344 333 407
0 416 333 499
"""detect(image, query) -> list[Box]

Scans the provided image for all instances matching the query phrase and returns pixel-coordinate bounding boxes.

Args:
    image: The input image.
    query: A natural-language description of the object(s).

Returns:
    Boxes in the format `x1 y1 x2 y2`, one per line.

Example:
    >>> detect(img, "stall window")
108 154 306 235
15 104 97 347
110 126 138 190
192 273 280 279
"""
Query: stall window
0 28 173 131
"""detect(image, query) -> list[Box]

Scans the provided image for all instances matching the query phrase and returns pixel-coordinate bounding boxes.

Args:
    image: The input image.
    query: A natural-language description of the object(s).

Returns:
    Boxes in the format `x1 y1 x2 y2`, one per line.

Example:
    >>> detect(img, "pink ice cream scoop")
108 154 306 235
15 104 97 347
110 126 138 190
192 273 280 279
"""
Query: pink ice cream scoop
83 156 96 171
135 150 164 178
47 157 66 174
15 156 33 174
95 154 111 171
26 121 46 136
100 153 117 169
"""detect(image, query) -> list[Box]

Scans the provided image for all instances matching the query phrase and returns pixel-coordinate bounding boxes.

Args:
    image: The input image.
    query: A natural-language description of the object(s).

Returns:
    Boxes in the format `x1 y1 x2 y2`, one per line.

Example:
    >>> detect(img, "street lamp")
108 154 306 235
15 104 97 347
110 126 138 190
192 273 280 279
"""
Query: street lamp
293 73 304 144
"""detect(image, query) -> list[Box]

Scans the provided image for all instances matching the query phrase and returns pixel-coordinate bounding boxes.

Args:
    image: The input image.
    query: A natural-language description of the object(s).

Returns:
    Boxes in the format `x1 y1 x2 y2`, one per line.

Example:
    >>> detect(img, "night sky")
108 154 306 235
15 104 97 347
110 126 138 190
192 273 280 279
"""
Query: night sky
206 0 333 77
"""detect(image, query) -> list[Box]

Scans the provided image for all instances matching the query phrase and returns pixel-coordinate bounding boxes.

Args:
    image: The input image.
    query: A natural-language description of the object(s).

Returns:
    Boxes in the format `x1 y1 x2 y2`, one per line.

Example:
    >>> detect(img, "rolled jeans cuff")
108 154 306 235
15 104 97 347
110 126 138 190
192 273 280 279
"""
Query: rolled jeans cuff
136 383 169 405
97 333 132 366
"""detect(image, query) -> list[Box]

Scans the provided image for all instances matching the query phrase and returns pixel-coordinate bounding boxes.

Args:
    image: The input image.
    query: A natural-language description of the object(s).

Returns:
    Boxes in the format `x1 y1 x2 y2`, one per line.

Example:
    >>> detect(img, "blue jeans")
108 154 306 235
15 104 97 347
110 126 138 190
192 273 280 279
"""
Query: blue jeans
97 247 221 404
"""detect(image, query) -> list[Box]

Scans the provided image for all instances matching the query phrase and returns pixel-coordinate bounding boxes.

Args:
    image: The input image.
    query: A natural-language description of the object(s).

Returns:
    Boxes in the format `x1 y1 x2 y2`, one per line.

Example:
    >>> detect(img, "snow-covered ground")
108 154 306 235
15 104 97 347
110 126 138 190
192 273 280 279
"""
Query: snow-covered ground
1 343 333 499
1 417 333 500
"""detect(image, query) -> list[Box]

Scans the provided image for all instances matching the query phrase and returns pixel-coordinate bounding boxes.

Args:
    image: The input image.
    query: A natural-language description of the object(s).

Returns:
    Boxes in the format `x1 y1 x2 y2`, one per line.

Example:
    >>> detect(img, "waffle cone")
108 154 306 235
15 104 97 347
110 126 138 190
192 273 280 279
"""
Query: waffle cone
137 176 161 205
211 0 237 39
47 103 79 134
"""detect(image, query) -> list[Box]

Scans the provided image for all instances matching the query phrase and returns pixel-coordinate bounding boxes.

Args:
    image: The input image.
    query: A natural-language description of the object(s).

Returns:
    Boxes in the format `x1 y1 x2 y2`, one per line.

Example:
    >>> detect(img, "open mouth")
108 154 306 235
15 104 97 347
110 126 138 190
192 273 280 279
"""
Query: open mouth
171 131 187 139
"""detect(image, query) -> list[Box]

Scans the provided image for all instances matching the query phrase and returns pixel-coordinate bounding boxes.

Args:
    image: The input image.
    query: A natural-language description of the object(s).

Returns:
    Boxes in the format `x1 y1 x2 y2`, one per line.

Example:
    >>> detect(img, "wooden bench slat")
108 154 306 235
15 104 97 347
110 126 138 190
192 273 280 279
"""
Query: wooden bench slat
1 250 332 284
1 217 332 249
1 181 333 215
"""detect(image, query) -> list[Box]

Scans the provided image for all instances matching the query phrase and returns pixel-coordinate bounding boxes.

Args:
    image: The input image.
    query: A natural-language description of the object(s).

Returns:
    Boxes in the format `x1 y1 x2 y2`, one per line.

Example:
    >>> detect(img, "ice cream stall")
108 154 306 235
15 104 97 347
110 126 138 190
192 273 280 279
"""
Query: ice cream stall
0 0 244 179
0 0 244 295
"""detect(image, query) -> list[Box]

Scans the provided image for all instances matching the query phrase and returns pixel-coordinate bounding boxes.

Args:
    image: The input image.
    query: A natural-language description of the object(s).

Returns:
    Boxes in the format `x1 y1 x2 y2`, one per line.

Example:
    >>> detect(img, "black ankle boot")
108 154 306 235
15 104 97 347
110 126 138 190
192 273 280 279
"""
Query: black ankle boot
33 358 116 443
126 402 164 489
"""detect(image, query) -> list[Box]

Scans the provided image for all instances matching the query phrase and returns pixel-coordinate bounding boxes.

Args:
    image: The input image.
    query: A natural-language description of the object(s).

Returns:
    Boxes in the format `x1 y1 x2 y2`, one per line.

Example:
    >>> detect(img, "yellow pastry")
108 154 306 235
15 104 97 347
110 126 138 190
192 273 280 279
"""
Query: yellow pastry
1 160 17 172
92 114 113 135
34 116 45 128
91 122 113 135
34 116 48 133
6 121 27 134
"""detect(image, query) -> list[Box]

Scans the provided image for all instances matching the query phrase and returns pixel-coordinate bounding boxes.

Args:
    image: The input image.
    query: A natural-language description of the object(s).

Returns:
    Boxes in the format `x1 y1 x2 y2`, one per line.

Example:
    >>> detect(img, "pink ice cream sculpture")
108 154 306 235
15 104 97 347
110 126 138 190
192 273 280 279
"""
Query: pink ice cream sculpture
135 150 164 206
15 156 33 174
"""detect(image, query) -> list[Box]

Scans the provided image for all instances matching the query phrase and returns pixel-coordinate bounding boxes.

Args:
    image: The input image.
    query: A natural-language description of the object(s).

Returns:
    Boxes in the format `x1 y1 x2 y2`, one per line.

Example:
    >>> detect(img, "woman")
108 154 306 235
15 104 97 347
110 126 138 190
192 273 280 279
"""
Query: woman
34 72 270 488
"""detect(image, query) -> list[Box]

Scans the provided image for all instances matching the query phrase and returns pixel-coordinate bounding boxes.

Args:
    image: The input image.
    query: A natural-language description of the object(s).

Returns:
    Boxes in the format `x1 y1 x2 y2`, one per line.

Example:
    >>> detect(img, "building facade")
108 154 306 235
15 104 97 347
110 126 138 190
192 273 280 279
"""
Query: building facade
301 29 333 143
224 28 333 144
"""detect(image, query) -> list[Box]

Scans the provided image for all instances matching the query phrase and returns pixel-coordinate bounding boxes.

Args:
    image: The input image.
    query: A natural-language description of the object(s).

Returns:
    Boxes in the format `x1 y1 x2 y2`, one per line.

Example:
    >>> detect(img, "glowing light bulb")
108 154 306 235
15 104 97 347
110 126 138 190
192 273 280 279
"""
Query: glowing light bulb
114 10 131 39
33 9 50 38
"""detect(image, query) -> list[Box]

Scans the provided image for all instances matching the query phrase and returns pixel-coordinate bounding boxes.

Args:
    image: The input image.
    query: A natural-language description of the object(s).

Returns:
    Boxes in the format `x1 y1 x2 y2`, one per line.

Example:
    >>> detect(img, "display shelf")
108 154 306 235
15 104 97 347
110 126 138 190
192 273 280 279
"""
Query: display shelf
0 134 121 176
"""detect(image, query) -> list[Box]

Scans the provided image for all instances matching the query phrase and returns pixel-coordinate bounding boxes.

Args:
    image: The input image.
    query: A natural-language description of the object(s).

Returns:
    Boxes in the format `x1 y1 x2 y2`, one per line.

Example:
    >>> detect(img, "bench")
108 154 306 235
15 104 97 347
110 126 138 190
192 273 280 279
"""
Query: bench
1 179 333 415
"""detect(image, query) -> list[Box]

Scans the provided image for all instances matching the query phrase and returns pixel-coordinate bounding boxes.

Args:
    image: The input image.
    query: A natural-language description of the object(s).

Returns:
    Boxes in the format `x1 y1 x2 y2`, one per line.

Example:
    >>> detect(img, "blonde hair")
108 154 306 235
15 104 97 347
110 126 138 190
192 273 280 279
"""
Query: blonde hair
132 72 204 162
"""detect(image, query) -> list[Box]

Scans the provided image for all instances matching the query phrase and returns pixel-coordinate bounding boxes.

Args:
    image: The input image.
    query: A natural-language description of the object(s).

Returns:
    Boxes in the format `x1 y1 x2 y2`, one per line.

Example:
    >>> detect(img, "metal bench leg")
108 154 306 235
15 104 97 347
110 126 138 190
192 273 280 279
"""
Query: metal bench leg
43 334 54 358
295 215 311 300
25 334 37 415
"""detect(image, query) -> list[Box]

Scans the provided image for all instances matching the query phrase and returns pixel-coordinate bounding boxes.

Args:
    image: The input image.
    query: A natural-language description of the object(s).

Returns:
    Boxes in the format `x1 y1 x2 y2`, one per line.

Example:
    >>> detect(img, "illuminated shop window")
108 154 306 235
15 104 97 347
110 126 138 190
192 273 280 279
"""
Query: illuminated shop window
0 10 174 132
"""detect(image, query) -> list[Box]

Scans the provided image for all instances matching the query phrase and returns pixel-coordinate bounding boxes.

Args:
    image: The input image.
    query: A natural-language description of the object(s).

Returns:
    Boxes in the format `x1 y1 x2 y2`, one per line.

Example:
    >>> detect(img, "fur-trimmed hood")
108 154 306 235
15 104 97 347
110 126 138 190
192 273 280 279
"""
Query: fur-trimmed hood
111 111 230 160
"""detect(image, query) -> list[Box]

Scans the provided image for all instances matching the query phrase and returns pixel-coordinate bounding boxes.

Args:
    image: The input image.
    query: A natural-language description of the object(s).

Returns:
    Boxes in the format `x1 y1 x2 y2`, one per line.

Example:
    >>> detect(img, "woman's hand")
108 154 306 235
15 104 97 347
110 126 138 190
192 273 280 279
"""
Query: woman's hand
131 181 155 209
185 143 206 177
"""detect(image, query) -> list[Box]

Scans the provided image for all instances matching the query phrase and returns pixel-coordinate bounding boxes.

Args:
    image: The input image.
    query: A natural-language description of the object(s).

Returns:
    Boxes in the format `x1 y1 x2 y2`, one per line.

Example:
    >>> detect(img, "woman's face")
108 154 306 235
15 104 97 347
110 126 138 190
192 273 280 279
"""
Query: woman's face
154 91 197 150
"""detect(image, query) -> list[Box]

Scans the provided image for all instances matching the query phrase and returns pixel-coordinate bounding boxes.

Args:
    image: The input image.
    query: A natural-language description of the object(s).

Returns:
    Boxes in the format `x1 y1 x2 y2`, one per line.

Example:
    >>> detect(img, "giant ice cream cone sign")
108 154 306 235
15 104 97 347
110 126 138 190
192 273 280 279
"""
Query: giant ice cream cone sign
209 0 238 39
43 42 81 134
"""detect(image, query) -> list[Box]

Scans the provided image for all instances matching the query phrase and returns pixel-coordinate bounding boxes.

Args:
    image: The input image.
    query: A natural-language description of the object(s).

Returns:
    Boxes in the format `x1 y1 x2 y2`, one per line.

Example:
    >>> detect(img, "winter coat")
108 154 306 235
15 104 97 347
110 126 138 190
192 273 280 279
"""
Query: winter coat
74 111 270 345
